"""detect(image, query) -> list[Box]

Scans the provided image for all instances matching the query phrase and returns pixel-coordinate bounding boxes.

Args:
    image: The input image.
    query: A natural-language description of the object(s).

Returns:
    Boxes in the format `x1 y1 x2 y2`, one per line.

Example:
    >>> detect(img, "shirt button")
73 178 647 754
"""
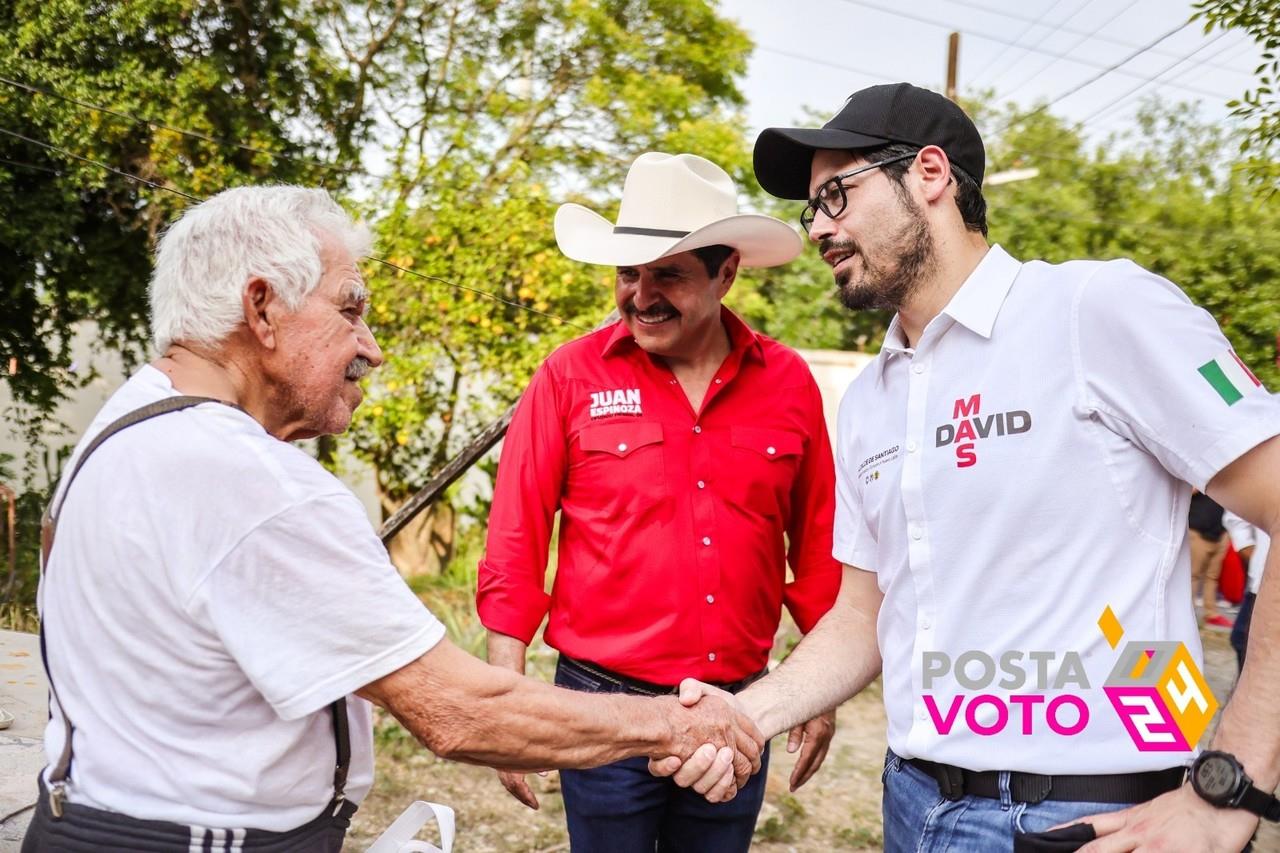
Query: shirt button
708 653 716 662
706 594 715 604
697 480 706 489
921 617 932 629
907 440 918 453
913 364 925 375
702 536 712 546
693 425 702 434
911 526 923 540
766 446 776 455
714 378 722 384
617 443 627 452
917 709 927 721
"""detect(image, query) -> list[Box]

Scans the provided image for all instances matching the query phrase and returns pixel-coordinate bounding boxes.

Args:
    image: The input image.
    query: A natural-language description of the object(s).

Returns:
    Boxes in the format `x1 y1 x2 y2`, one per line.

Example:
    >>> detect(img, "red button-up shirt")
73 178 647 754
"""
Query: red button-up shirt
478 308 842 684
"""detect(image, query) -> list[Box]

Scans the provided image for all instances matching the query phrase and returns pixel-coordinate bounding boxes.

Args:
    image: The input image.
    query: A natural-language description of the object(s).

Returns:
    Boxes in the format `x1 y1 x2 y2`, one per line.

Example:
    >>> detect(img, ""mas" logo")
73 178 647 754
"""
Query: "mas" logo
934 394 1032 468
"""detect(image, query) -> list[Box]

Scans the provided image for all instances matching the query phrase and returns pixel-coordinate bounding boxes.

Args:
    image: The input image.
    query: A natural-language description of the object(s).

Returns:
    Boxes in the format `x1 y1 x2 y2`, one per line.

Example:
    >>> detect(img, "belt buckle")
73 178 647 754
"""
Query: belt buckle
49 781 67 819
1010 773 1053 804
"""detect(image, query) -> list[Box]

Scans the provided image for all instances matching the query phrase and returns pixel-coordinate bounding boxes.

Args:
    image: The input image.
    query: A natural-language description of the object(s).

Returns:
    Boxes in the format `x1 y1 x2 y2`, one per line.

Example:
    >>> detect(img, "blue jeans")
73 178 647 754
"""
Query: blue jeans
881 751 1132 853
554 657 770 853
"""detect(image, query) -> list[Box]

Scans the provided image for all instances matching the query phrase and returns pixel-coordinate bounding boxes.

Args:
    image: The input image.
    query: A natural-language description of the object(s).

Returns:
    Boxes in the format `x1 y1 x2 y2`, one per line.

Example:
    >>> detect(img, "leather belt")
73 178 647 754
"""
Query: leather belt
907 756 1186 804
559 655 767 697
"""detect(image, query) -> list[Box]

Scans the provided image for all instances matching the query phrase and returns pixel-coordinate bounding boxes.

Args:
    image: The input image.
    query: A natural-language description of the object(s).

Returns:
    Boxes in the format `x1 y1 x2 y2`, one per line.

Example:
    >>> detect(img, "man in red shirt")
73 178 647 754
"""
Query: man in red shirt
478 152 844 851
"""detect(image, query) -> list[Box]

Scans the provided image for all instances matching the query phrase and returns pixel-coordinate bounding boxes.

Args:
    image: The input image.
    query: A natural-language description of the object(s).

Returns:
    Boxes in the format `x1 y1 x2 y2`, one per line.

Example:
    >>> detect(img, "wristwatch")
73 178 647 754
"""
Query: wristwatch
1190 750 1280 821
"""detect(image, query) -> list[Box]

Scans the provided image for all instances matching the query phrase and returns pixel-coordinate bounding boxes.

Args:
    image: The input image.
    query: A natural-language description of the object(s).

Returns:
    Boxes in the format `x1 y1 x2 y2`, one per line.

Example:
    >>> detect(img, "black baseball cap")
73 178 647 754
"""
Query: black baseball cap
753 83 986 200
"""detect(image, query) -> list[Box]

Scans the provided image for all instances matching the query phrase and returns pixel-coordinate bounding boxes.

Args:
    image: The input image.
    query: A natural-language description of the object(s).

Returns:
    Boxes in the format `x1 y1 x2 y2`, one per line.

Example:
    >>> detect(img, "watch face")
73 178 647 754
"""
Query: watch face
1197 755 1239 801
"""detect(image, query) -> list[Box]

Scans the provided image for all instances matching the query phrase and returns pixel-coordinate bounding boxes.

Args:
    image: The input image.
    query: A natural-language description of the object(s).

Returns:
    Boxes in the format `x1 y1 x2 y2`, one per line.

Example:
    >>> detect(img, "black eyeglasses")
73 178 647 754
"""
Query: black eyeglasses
800 152 918 232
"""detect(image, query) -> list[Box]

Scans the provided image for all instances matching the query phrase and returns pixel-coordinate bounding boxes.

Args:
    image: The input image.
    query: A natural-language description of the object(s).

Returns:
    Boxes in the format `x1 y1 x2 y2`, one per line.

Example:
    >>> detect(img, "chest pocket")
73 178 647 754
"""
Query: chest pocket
729 426 804 517
573 421 666 513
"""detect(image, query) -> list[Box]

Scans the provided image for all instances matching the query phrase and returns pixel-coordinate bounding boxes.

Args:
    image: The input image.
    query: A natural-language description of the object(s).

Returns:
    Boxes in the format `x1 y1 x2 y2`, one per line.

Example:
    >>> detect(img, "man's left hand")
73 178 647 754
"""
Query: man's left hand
786 709 835 791
1071 785 1258 852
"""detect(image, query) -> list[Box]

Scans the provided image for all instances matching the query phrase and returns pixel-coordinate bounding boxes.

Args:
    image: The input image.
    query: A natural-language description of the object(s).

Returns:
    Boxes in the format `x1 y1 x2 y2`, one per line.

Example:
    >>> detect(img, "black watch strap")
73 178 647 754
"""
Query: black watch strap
1239 784 1280 823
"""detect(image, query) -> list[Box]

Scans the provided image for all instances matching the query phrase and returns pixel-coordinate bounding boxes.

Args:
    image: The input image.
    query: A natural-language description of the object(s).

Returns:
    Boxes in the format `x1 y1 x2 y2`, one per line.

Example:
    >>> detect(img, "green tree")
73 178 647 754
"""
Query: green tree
1193 0 1280 191
332 0 755 572
0 0 373 417
985 98 1280 388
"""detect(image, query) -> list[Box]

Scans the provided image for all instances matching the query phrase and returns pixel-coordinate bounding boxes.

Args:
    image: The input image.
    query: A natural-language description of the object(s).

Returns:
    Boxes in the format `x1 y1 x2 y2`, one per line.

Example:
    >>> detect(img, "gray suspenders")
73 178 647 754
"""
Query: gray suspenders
38 396 351 819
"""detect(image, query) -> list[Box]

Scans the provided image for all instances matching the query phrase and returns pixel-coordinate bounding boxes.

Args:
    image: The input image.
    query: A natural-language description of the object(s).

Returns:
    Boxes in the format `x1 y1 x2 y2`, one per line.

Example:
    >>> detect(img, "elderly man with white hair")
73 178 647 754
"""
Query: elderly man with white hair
23 186 763 852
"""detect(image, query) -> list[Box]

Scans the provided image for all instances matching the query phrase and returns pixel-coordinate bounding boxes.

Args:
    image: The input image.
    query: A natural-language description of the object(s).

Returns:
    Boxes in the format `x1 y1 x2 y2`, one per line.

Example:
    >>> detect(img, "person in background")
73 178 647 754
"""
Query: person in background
1190 488 1234 628
479 152 843 852
1226 509 1271 671
655 82 1280 852
23 185 763 852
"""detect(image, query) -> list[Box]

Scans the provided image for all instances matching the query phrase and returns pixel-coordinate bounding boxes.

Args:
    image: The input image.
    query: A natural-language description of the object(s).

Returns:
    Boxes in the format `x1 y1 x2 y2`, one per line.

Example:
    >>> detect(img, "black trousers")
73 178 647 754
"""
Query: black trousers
21 777 356 853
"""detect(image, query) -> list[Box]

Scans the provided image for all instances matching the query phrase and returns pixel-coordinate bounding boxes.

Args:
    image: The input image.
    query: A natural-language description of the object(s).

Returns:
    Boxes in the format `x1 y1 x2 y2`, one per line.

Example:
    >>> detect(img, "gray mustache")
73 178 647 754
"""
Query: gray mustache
345 357 373 381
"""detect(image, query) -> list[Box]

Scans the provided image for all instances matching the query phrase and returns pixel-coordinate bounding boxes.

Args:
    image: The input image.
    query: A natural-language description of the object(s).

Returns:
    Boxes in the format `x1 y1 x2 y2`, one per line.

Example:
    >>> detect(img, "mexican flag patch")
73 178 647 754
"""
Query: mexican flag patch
1198 350 1262 405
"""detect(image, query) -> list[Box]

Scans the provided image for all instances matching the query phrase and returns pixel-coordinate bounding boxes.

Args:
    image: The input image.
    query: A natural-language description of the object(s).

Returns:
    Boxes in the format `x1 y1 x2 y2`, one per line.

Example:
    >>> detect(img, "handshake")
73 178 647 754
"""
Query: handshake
497 679 836 809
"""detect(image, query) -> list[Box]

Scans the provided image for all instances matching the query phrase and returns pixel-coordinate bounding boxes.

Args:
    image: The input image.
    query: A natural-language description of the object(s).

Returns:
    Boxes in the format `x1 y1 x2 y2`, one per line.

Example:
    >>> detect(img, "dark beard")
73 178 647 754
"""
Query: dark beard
830 195 935 313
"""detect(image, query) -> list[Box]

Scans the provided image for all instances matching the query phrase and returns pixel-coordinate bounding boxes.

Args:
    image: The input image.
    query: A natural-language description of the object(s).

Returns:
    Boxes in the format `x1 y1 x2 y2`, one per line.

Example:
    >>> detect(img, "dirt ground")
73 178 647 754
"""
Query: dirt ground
348 621 1278 852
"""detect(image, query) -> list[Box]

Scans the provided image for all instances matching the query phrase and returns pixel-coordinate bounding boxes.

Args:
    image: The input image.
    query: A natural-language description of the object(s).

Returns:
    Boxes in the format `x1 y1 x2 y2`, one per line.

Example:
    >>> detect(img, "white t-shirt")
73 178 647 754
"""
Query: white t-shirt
834 245 1280 774
1224 511 1271 595
39 365 445 831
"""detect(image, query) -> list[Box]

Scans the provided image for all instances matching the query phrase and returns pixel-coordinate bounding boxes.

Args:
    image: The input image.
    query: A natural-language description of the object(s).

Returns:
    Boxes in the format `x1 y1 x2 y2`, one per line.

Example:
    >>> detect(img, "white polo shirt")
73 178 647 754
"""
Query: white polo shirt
834 245 1280 774
1224 510 1270 595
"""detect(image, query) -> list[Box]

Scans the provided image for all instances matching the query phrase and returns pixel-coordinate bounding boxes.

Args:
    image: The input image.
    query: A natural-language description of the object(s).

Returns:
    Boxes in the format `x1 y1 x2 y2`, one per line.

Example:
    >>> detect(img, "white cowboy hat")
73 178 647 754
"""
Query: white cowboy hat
554 152 803 268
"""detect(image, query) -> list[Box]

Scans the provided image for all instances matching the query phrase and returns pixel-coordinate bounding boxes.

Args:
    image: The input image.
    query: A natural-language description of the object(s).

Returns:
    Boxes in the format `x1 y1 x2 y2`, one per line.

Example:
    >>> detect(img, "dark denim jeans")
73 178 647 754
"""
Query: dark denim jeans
1232 592 1257 672
553 657 770 853
881 751 1133 853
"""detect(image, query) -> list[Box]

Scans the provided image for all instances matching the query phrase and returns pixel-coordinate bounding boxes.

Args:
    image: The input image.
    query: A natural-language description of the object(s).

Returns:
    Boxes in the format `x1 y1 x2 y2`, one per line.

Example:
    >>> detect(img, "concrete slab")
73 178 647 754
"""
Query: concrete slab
0 630 46 848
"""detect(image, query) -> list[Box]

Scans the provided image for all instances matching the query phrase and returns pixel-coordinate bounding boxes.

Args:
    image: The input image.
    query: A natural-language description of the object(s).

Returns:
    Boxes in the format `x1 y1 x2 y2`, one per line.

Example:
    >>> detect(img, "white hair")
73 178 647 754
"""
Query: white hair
149 185 373 352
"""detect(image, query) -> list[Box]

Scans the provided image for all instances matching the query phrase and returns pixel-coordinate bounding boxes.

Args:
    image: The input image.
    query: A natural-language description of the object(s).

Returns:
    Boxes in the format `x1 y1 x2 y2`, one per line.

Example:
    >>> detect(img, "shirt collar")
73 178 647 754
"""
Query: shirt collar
940 244 1021 339
601 305 766 364
873 244 1021 386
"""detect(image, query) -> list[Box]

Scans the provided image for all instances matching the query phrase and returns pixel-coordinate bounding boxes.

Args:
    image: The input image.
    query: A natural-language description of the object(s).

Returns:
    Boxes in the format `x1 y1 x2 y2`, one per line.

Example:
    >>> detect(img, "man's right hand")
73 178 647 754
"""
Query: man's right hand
496 769 542 810
650 679 764 799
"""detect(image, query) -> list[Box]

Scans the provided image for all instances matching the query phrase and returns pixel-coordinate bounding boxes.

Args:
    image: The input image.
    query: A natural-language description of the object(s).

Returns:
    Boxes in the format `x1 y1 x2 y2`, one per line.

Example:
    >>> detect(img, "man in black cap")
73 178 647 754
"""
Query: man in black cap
653 83 1280 852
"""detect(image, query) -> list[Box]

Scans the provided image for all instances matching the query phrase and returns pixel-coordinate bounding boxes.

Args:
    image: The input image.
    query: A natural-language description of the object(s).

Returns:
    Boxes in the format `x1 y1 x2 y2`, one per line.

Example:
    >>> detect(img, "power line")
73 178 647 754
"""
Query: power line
970 0 1076 84
997 0 1143 102
0 124 591 331
995 20 1194 136
833 0 1231 102
0 74 371 179
943 0 1244 74
1073 30 1234 130
0 126 202 201
754 44 899 84
1083 35 1247 135
0 156 63 176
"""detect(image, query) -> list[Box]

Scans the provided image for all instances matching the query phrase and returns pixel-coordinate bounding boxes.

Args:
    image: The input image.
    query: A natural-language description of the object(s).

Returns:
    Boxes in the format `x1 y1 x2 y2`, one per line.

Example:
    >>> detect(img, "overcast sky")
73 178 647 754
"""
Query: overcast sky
720 0 1261 142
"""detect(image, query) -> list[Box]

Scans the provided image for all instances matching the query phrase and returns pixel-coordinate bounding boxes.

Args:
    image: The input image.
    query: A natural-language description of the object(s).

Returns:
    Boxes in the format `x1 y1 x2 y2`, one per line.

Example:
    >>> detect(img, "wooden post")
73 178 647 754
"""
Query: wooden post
946 32 960 102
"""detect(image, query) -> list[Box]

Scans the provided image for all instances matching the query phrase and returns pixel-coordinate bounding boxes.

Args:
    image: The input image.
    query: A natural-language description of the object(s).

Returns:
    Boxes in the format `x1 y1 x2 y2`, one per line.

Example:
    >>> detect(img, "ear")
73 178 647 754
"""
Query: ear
715 251 740 299
915 145 954 204
242 277 279 350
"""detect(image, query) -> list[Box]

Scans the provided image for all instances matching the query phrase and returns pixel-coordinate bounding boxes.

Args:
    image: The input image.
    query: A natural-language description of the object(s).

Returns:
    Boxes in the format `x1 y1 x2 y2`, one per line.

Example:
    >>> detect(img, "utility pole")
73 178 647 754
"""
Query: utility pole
946 32 960 102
